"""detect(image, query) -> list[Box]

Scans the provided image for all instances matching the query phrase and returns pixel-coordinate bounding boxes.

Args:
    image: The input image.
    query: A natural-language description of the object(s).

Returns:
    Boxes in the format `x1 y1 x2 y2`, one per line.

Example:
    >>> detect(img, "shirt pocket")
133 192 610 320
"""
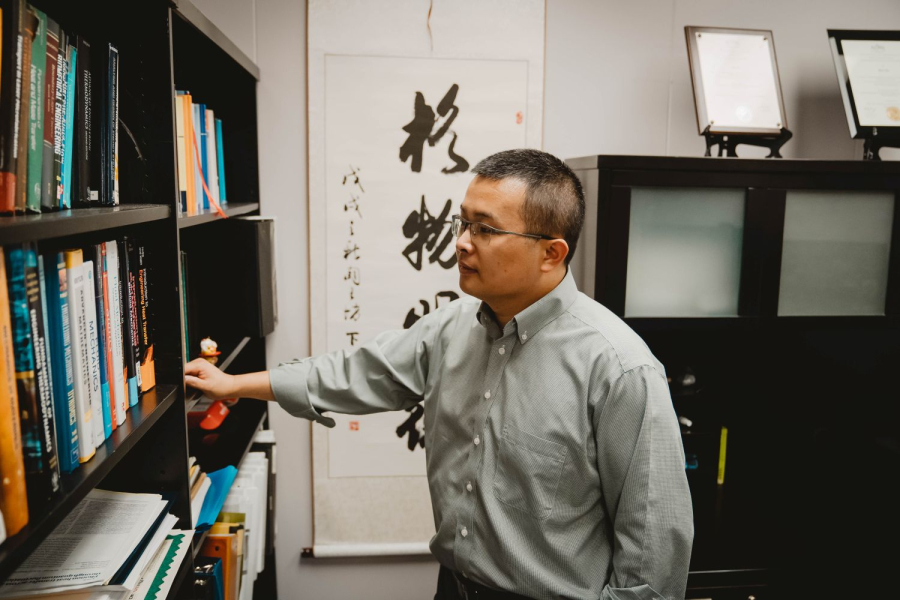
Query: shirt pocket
493 424 568 520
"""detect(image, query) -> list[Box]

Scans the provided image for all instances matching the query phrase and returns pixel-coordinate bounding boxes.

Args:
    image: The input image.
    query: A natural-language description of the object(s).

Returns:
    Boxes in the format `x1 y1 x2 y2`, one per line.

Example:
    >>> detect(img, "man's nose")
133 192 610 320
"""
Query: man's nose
455 226 474 254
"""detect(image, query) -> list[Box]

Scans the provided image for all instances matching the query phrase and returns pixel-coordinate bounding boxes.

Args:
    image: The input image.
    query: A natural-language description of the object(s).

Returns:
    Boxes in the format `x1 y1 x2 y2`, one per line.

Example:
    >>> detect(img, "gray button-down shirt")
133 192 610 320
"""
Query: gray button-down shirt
270 271 693 600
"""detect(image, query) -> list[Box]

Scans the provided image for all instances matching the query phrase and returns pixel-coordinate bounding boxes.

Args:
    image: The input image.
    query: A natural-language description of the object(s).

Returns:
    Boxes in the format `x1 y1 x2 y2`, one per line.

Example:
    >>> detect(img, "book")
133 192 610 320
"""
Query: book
108 43 119 205
215 118 226 205
43 252 79 473
91 245 112 438
40 17 58 210
82 262 105 448
14 7 35 212
206 108 219 205
137 241 155 392
63 250 95 463
59 42 75 209
182 93 197 215
99 243 117 428
119 238 139 406
74 35 97 206
21 246 60 504
51 28 66 208
24 6 45 213
0 0 24 213
174 92 188 213
198 103 208 210
0 247 29 536
105 240 126 424
191 102 202 212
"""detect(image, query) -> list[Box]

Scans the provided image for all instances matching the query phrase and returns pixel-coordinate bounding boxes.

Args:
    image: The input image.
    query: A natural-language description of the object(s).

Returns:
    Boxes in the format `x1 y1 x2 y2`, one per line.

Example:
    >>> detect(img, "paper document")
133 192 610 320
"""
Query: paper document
0 491 166 598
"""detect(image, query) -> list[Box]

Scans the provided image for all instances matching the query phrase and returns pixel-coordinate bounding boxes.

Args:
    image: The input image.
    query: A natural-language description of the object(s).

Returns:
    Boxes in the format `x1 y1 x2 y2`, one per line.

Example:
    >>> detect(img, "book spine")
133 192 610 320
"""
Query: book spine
206 109 218 203
82 263 104 448
64 252 95 463
24 7 45 213
0 0 23 213
90 248 112 439
100 244 116 429
119 239 138 407
52 30 66 208
109 44 119 206
191 103 202 213
24 246 60 503
183 95 196 215
75 35 96 206
97 42 108 207
126 238 142 392
0 247 29 535
40 18 58 211
60 44 75 209
43 253 78 473
198 103 208 210
105 241 126 424
137 242 155 392
15 8 34 212
174 92 187 214
215 118 226 204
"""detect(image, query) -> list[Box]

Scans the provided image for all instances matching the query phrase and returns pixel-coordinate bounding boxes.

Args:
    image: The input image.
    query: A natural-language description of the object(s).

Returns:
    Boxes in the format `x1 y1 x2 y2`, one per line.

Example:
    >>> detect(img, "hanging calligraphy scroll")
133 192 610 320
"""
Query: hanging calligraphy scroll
308 0 545 557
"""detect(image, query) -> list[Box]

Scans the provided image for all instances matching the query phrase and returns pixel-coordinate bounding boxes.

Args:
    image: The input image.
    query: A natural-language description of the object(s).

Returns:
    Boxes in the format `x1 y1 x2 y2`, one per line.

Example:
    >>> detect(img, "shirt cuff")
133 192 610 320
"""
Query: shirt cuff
269 360 336 428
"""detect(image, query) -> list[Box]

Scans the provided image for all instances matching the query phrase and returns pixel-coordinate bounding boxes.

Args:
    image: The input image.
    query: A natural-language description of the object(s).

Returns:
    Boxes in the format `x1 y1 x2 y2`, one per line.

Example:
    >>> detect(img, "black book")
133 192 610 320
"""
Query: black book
23 245 61 505
40 18 60 211
74 35 98 206
118 238 139 405
108 43 119 205
0 0 24 213
136 241 154 393
51 28 67 209
125 237 141 391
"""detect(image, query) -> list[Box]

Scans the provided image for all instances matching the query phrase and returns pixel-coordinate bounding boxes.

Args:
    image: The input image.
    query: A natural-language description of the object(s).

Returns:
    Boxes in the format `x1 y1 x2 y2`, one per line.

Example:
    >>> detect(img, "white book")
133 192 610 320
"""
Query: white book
82 263 105 449
205 109 219 204
65 261 95 463
174 95 187 213
105 242 127 426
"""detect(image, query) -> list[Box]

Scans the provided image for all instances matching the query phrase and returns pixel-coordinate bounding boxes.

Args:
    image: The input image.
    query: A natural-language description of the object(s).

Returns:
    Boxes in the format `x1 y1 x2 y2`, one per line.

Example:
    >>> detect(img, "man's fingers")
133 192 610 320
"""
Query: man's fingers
185 375 205 389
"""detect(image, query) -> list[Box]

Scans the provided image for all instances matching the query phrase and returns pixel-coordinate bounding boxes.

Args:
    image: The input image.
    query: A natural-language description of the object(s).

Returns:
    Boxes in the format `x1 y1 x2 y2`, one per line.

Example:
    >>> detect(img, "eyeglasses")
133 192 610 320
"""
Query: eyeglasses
450 215 554 245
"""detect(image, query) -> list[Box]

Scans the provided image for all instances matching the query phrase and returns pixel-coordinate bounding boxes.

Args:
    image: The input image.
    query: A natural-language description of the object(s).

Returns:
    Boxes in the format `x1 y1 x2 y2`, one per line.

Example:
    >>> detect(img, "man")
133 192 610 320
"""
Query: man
186 149 693 600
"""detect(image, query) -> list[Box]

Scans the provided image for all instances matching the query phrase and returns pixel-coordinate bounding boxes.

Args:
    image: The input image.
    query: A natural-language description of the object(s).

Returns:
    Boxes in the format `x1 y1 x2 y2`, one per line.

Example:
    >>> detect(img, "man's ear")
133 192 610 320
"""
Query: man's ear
541 239 569 272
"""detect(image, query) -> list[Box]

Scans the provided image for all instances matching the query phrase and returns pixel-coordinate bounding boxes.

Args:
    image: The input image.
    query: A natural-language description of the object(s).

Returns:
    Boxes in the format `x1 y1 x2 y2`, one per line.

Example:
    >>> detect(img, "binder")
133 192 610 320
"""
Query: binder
200 532 238 600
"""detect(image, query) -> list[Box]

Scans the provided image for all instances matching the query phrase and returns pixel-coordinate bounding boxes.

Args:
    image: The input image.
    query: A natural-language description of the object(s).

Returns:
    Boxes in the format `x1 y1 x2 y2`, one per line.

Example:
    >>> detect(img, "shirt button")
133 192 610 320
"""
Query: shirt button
484 391 491 399
466 482 473 492
521 333 528 341
461 527 468 538
498 347 505 355
474 435 480 446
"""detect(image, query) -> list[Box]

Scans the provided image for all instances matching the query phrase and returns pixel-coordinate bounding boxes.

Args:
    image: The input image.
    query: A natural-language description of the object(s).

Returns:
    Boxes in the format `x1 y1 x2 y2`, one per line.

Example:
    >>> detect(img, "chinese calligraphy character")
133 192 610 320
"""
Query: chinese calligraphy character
399 84 469 174
402 196 457 271
344 303 360 322
346 332 360 346
342 165 365 192
404 291 460 329
344 195 362 218
396 403 426 450
343 241 361 260
344 267 361 285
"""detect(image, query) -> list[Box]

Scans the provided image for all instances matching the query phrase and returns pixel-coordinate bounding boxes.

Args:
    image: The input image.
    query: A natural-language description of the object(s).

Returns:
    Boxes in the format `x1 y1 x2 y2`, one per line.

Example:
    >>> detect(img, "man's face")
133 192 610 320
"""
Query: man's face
456 176 545 306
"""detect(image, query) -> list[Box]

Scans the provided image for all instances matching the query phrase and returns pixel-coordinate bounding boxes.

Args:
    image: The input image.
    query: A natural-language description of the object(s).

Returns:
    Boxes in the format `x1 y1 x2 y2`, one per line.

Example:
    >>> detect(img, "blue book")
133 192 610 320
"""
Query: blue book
61 48 77 209
91 246 112 438
43 254 79 473
215 119 227 205
198 103 209 210
191 103 203 213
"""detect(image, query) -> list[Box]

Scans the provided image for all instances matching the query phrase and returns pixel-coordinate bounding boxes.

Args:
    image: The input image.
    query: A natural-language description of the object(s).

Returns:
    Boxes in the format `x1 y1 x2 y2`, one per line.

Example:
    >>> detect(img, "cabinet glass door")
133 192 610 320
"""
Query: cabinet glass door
625 187 745 317
778 190 894 316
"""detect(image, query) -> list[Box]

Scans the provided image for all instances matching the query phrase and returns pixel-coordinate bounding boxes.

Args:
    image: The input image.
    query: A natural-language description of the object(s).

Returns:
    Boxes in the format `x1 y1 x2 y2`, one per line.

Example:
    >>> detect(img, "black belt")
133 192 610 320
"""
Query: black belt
452 570 532 600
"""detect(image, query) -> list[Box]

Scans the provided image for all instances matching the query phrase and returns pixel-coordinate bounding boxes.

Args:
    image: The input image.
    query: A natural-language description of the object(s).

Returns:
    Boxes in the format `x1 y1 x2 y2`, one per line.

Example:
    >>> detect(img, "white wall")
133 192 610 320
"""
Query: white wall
192 1 900 599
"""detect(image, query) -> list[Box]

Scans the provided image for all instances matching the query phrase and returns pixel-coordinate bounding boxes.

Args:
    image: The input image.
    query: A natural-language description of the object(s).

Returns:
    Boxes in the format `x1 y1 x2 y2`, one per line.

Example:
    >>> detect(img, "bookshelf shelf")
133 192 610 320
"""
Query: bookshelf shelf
0 205 171 245
176 202 260 229
171 0 260 81
0 385 179 581
190 399 267 474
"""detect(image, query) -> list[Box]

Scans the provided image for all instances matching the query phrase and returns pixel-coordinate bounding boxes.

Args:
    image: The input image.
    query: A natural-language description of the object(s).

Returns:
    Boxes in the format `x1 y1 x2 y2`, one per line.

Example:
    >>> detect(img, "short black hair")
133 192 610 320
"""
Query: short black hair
472 149 585 266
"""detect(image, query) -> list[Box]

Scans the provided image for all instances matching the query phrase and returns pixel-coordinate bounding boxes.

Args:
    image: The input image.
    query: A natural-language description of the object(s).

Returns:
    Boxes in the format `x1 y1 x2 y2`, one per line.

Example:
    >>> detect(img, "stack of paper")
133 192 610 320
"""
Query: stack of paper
0 490 192 600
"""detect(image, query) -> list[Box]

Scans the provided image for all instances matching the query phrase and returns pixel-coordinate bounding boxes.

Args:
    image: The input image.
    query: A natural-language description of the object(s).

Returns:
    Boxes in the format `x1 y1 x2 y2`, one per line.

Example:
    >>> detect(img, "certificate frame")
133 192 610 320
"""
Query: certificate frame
828 29 900 139
686 26 788 136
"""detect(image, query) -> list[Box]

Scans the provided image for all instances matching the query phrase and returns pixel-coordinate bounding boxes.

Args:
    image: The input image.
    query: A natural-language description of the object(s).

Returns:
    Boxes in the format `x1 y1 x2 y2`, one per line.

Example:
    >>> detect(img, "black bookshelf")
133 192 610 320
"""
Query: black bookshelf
0 0 274 598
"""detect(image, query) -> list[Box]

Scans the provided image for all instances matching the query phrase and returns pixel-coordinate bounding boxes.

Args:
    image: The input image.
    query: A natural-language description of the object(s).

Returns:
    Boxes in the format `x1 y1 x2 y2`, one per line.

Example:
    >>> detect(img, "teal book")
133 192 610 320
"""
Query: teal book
60 46 76 209
215 118 226 205
91 245 112 437
25 7 47 213
43 253 79 473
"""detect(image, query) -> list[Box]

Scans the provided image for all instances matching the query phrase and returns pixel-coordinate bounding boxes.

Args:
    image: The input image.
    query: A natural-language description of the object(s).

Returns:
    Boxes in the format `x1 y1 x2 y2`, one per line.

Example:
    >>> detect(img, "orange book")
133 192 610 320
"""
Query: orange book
182 94 196 216
0 248 29 535
201 533 239 600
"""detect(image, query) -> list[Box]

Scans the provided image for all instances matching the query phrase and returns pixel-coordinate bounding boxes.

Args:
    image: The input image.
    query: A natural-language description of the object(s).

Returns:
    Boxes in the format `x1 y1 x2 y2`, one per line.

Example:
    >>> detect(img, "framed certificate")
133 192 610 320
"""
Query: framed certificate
686 26 788 135
828 30 900 138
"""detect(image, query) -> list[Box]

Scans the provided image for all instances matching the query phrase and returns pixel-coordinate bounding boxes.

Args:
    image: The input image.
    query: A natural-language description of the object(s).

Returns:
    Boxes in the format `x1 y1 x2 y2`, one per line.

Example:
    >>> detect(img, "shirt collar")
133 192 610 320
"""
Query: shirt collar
475 269 579 344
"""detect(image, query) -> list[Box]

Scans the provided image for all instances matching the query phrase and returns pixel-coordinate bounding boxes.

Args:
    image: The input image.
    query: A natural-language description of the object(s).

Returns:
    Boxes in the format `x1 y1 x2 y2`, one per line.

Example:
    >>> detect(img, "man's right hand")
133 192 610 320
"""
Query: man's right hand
185 358 237 400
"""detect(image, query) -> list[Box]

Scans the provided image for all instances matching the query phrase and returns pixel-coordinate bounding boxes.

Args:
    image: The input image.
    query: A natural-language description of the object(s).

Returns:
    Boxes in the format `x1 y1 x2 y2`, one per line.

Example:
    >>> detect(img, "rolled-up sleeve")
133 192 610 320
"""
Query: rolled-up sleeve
269 317 432 428
595 365 694 600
